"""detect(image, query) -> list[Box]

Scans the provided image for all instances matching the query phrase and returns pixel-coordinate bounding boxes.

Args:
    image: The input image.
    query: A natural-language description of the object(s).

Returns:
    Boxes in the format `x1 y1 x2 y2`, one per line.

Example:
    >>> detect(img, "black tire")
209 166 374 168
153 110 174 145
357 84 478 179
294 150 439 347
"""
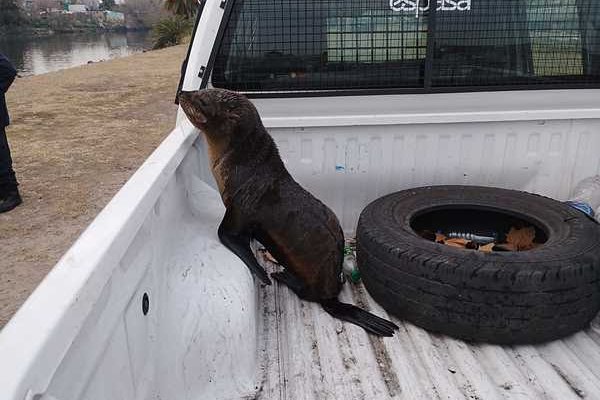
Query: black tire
357 186 600 344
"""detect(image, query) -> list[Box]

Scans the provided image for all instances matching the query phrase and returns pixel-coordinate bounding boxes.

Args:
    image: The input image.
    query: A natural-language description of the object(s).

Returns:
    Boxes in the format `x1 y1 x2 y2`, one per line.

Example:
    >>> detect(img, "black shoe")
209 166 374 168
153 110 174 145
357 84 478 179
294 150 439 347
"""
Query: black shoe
0 190 22 213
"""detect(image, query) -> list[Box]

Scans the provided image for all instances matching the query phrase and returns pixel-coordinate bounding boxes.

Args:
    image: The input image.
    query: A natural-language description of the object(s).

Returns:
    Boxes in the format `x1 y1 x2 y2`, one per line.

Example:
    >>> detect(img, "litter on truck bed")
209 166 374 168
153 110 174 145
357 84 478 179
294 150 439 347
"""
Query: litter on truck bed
419 225 540 252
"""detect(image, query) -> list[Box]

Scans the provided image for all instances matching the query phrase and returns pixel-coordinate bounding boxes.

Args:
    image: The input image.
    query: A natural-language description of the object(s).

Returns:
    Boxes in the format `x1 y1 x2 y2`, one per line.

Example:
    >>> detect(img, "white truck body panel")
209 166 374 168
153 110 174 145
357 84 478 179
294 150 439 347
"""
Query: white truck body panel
2 1 600 398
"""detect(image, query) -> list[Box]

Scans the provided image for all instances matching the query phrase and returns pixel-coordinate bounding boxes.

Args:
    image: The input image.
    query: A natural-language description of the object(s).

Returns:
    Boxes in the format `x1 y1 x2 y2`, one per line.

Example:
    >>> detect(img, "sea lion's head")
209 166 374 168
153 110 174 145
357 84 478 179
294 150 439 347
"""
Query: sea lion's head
179 89 259 140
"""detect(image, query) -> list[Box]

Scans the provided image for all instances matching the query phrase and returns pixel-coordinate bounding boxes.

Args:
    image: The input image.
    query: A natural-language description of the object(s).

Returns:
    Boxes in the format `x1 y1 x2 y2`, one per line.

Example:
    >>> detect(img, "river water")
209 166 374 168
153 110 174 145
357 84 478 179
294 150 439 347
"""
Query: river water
0 31 153 76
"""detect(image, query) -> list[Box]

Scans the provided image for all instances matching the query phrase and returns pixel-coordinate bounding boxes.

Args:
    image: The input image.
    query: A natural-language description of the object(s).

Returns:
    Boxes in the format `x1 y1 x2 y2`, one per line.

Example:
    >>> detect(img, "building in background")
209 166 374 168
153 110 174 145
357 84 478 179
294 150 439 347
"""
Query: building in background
68 4 87 12
104 10 124 22
79 0 100 10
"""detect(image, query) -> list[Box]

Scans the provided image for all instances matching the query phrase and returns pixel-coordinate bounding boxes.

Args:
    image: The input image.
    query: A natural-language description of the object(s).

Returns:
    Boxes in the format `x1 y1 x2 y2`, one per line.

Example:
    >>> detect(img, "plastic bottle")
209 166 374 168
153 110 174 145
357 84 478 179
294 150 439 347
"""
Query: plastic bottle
342 243 361 283
566 175 600 219
446 231 497 244
343 254 361 283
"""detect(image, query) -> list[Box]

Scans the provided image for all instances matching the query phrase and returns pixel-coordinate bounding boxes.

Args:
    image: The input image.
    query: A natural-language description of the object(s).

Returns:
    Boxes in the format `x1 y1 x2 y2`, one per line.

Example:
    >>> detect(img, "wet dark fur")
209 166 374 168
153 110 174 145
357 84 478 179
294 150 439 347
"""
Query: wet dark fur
179 89 398 336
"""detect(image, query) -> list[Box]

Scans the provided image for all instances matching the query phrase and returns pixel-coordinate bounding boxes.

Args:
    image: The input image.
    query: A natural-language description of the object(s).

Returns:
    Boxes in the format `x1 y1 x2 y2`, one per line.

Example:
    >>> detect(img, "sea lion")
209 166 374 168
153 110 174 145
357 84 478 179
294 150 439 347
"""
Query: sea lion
179 88 398 337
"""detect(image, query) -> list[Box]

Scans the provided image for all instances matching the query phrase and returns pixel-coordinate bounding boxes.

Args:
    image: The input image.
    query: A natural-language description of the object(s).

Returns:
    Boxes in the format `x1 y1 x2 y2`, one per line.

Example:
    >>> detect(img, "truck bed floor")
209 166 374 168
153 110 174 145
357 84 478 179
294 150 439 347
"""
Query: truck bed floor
256 260 600 400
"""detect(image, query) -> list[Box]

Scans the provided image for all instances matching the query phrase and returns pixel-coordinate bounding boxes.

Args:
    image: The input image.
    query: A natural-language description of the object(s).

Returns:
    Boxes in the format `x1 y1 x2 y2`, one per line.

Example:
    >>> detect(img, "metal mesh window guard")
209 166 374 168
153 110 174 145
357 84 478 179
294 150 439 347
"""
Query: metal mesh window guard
211 0 600 93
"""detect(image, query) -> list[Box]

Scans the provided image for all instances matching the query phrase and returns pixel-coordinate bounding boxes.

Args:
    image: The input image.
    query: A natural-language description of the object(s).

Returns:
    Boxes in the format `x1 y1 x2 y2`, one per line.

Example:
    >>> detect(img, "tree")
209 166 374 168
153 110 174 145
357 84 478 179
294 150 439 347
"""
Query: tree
31 0 62 14
163 0 196 19
121 0 168 28
0 0 26 26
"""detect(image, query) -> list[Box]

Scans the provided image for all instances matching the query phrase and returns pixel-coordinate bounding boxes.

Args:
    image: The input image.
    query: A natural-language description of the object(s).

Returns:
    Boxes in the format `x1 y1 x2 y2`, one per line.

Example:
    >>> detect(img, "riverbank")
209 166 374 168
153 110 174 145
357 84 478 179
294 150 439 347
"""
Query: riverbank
0 26 143 36
0 44 187 328
0 16 128 37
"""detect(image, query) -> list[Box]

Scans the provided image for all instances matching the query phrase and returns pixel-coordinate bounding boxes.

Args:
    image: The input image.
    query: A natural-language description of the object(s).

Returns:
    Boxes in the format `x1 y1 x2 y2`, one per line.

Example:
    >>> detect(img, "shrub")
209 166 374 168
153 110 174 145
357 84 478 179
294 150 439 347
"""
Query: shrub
152 16 192 50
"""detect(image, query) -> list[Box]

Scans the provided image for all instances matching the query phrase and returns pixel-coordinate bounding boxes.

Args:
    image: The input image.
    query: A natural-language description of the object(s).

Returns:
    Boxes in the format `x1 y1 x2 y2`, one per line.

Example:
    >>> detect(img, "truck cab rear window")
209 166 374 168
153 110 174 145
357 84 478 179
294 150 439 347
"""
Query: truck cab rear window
211 0 600 93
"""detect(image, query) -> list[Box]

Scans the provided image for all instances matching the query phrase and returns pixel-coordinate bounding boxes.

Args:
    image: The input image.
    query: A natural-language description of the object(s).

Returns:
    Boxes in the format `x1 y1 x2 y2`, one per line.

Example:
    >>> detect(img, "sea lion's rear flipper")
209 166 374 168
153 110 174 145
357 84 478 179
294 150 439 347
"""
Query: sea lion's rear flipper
320 299 399 337
218 211 272 285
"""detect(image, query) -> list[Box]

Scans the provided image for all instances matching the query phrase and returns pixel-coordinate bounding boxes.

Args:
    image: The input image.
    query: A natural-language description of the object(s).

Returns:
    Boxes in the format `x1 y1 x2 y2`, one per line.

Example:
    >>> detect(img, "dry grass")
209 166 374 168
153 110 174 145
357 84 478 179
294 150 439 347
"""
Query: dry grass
0 44 187 328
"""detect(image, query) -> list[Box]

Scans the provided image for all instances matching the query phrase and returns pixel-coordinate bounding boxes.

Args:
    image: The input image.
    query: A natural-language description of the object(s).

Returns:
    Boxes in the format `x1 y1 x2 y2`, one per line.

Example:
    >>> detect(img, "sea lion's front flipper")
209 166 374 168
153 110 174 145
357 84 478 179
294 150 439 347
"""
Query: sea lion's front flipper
218 209 272 285
271 270 307 298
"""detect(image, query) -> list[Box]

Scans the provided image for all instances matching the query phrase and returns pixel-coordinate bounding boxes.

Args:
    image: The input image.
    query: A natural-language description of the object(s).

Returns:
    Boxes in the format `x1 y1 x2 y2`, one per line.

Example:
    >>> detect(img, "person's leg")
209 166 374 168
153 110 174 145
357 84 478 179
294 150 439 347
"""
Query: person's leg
0 126 17 187
0 126 21 213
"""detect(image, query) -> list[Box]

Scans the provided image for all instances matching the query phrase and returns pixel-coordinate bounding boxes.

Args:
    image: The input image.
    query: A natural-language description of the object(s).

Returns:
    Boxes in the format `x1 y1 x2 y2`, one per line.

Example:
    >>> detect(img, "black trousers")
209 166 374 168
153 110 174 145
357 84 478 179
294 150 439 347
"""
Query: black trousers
0 126 17 190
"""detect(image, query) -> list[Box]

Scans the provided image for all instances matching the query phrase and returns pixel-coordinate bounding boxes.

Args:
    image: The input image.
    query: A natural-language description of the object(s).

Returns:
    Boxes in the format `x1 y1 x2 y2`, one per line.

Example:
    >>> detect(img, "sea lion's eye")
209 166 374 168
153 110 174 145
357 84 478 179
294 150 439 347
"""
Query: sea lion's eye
228 112 241 121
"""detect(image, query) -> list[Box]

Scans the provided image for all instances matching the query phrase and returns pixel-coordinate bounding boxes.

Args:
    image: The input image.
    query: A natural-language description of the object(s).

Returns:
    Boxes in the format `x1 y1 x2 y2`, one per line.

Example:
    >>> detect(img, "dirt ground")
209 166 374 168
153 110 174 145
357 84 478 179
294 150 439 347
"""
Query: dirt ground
0 44 187 328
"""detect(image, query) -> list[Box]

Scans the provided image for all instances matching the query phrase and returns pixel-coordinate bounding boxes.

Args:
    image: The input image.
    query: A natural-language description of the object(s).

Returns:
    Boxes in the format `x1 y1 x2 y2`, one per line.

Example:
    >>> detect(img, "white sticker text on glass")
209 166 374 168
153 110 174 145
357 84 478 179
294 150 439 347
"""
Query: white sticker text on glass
389 0 472 18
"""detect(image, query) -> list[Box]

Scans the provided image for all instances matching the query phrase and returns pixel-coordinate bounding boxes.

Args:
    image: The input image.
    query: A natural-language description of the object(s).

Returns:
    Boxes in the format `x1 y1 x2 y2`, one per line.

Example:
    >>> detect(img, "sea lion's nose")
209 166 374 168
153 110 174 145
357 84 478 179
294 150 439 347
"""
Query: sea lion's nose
178 90 193 100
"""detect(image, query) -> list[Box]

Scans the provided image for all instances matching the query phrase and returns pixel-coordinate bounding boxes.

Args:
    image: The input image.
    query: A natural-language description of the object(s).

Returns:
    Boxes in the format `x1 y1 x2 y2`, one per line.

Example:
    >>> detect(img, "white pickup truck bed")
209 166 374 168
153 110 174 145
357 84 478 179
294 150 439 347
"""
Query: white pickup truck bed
1 89 600 399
